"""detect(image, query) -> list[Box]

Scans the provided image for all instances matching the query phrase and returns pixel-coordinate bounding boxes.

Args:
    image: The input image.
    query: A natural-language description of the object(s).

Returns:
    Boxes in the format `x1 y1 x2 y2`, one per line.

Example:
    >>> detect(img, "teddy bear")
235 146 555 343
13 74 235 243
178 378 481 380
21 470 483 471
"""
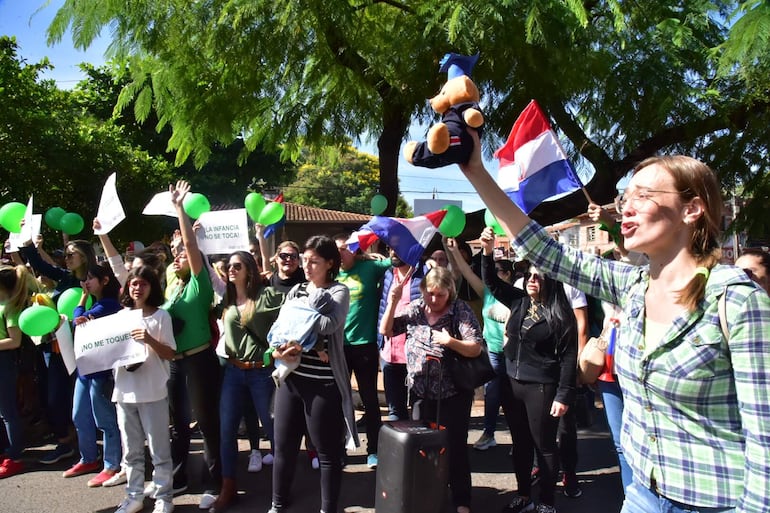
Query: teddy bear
404 53 484 169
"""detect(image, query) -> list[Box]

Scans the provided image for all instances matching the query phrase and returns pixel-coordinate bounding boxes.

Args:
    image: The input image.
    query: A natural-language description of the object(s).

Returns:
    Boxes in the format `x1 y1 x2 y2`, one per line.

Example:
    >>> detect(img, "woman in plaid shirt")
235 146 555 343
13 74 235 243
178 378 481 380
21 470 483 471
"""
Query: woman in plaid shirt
459 130 770 513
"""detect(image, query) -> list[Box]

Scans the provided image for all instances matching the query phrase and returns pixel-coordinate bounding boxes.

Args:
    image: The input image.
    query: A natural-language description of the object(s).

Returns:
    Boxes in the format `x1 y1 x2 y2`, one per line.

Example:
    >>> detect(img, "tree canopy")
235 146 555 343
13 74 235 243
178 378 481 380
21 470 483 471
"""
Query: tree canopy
45 0 770 233
284 144 413 217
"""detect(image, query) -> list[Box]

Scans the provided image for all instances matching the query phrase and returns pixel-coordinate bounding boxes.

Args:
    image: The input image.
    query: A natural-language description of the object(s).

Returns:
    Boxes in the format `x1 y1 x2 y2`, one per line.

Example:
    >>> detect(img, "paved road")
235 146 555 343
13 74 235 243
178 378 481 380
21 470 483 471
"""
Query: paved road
0 401 623 513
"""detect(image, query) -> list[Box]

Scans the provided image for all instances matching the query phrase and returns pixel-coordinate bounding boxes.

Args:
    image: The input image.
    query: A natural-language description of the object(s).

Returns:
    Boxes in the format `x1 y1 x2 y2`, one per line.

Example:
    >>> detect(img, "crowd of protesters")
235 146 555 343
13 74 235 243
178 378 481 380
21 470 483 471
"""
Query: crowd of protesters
2 163 769 513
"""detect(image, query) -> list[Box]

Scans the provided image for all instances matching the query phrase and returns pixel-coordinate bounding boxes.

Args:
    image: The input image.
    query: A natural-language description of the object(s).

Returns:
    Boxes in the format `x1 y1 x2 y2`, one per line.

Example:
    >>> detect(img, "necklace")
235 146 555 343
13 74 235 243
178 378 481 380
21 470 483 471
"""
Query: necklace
527 301 541 321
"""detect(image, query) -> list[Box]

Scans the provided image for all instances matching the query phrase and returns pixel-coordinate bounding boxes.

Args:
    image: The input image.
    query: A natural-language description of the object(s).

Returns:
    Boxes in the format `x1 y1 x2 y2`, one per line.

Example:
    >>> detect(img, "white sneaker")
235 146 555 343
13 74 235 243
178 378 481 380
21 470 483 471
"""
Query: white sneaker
144 482 157 498
262 452 274 465
311 456 320 470
198 493 217 509
248 450 263 473
103 469 128 487
152 500 174 513
115 497 144 513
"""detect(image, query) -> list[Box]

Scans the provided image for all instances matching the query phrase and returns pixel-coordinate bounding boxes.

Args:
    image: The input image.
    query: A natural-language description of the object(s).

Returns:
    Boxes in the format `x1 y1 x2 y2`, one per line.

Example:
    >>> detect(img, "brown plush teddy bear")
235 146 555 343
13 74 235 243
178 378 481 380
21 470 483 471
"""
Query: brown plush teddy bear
404 53 484 168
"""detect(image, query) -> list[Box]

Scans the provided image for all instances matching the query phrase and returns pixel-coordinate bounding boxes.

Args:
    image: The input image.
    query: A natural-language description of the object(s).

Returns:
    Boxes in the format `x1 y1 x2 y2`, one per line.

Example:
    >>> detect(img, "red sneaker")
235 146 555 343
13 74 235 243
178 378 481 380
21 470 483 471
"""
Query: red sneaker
88 468 118 487
62 460 101 478
0 459 24 479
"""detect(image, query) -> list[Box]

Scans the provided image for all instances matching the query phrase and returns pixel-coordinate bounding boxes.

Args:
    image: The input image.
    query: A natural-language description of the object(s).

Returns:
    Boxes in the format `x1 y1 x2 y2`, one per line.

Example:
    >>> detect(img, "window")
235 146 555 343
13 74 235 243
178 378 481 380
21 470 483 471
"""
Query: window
587 226 597 242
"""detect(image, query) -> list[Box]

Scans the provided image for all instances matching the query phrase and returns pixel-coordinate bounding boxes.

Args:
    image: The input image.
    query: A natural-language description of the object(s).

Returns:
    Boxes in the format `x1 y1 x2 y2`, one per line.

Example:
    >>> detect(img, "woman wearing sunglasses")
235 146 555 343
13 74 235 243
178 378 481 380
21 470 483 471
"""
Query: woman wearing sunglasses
208 251 284 512
459 129 770 513
478 229 576 513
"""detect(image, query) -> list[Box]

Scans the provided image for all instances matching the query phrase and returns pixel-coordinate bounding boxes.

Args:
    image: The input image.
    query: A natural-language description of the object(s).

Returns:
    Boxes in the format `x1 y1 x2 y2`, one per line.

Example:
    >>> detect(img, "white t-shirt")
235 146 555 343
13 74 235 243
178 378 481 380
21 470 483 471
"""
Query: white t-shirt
113 308 177 404
563 283 588 309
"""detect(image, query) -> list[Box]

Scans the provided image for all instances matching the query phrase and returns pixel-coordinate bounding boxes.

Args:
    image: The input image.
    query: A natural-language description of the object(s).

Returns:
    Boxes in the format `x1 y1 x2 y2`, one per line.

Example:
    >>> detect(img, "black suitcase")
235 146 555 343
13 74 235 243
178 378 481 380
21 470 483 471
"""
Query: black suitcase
375 419 450 513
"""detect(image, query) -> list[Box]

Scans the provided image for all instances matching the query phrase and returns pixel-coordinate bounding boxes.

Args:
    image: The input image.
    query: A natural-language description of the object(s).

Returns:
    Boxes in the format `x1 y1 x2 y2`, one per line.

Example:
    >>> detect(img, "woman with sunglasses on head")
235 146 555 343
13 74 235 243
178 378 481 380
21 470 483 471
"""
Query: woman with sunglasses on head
478 228 576 513
18 237 97 465
208 251 284 513
459 129 770 513
268 235 357 513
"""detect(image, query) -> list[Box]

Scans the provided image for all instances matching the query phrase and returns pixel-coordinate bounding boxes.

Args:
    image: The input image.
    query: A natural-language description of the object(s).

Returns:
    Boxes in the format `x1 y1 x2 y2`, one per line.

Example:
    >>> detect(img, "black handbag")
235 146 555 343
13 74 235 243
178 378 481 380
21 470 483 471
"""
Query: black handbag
444 303 496 393
445 347 496 393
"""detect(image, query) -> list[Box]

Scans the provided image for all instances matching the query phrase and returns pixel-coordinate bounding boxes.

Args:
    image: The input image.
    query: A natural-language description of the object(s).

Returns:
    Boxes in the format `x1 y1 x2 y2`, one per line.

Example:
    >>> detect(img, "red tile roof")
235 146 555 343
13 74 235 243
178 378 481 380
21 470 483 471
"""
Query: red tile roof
213 201 372 223
282 202 372 223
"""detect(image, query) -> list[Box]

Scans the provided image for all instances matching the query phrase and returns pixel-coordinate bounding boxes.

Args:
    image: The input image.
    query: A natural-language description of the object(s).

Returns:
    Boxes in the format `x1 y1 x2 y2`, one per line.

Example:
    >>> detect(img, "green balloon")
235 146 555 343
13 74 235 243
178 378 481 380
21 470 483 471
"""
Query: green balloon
245 192 266 221
439 205 466 238
484 209 506 236
370 194 388 215
0 202 27 233
19 305 61 337
258 202 285 226
57 287 93 322
45 207 67 230
183 193 211 219
59 212 85 235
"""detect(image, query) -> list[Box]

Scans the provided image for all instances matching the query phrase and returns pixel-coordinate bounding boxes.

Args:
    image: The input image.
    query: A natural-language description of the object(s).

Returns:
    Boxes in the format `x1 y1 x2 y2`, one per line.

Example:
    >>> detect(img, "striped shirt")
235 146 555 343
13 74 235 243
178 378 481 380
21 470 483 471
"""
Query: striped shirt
512 220 770 511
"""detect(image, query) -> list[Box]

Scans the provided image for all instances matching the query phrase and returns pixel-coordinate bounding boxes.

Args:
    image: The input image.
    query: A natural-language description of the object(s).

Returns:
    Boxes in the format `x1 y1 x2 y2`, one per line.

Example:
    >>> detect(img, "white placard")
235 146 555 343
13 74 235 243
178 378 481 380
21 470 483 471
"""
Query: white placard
74 309 147 375
94 173 126 234
195 209 250 255
142 191 178 217
54 315 77 375
9 213 41 251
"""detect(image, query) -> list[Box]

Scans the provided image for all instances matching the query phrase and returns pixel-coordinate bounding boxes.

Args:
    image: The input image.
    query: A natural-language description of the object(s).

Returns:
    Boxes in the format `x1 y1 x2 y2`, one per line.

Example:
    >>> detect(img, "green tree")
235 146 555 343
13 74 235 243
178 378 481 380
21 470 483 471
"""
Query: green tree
284 144 412 217
0 36 175 246
47 1 770 234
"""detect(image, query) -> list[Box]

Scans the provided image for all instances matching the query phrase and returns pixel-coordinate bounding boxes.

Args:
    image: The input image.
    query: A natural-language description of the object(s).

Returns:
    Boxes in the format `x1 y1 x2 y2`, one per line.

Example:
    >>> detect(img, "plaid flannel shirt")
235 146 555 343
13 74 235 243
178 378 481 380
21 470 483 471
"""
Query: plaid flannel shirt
513 221 770 511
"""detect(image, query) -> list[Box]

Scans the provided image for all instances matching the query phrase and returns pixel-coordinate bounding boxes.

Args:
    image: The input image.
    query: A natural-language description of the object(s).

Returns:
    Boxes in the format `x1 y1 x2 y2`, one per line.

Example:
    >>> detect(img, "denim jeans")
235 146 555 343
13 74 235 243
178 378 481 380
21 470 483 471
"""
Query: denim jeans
219 364 274 478
382 361 408 420
0 351 23 460
344 343 381 454
42 348 75 440
598 379 632 492
72 375 122 469
622 479 736 513
482 351 506 435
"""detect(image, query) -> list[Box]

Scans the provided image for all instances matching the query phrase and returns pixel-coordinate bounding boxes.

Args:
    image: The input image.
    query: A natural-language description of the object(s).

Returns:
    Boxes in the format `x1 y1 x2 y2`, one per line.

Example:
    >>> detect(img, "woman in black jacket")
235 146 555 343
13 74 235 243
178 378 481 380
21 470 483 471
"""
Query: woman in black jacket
480 227 577 513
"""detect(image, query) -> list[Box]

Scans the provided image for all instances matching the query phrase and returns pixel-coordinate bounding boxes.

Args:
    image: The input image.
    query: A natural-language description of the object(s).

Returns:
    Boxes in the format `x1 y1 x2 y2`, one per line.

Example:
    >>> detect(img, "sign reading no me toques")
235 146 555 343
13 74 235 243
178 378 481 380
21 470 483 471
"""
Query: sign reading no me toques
74 309 147 375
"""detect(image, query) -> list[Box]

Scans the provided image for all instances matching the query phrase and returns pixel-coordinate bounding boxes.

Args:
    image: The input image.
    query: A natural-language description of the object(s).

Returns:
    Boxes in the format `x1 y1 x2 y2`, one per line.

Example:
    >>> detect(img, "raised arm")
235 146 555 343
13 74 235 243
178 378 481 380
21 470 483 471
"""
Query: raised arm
458 130 531 238
169 180 203 276
445 237 484 297
94 218 128 286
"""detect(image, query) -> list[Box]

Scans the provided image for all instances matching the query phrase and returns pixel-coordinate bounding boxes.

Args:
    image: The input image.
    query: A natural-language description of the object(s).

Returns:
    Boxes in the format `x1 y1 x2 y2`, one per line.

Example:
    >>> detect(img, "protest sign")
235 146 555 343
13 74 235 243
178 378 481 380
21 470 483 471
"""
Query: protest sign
55 315 77 375
9 212 41 251
94 173 126 234
142 191 178 217
74 309 147 375
196 208 250 255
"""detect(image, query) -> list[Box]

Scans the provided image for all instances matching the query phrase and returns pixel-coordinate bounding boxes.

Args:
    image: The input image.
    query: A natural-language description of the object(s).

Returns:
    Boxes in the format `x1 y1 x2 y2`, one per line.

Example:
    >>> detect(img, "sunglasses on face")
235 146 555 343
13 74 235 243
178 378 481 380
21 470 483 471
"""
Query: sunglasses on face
525 272 542 282
278 253 298 261
227 262 243 271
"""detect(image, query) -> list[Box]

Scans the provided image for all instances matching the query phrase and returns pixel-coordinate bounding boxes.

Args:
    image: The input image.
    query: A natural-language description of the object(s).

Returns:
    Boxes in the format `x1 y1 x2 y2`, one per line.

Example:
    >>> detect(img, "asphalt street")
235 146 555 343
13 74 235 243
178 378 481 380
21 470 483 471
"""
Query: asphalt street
0 398 624 513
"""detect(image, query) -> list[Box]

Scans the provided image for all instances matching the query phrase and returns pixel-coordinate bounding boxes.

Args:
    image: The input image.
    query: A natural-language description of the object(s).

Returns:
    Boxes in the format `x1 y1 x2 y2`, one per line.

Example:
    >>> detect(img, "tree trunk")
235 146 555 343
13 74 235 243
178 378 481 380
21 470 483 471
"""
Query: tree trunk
378 103 410 217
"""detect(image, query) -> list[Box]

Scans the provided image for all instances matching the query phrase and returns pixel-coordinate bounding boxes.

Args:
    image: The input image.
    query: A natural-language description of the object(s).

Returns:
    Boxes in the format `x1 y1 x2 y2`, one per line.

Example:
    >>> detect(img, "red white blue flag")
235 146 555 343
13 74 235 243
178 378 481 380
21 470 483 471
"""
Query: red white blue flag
494 100 583 214
346 210 447 267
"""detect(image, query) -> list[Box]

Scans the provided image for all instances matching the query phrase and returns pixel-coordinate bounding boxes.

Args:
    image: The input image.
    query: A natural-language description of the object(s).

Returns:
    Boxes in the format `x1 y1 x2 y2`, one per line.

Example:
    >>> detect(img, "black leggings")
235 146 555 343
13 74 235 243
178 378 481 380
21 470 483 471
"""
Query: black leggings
413 391 474 509
505 379 560 506
272 374 345 513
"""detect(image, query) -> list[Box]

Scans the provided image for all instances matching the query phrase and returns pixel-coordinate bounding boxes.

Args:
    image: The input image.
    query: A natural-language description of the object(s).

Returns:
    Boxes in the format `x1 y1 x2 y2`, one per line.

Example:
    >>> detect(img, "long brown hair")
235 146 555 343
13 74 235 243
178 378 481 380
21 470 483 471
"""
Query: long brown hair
634 155 723 310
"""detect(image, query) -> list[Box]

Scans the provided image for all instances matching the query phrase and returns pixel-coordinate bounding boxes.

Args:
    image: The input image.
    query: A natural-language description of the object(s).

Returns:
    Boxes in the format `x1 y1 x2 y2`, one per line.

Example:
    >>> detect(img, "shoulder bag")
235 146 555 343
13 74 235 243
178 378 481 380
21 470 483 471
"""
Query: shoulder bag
444 302 496 393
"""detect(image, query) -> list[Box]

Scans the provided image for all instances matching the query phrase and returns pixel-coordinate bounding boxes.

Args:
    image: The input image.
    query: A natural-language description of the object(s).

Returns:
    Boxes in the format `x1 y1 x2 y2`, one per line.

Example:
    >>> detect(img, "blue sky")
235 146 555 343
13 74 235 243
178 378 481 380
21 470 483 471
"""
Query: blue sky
4 1 605 215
